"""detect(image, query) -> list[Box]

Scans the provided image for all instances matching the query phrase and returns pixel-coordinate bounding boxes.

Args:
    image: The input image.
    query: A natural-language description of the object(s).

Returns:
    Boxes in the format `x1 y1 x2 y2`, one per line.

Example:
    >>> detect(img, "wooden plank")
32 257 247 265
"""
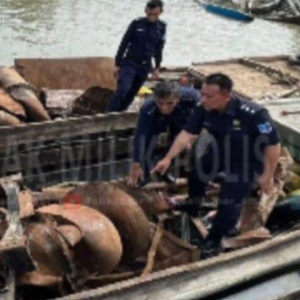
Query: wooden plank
0 112 138 147
22 159 133 190
0 136 134 174
191 55 289 66
15 57 116 90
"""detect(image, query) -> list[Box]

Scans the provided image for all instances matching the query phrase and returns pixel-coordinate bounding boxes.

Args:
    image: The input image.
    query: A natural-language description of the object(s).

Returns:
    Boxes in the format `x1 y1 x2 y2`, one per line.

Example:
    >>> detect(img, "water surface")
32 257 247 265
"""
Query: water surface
0 0 299 66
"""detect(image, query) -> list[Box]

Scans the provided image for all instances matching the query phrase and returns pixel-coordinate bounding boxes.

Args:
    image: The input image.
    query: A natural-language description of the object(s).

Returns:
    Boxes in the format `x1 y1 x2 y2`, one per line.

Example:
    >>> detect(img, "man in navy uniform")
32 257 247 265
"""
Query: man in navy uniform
127 81 200 187
152 73 281 258
107 0 167 112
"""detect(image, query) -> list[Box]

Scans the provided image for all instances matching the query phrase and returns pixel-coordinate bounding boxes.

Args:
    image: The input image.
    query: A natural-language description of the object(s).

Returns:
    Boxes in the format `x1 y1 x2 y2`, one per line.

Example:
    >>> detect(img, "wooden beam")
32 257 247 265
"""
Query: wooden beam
0 137 134 174
0 112 138 147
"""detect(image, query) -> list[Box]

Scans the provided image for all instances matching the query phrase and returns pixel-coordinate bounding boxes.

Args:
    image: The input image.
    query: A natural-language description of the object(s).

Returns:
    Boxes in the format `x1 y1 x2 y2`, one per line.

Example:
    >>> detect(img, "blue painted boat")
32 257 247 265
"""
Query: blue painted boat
197 0 255 22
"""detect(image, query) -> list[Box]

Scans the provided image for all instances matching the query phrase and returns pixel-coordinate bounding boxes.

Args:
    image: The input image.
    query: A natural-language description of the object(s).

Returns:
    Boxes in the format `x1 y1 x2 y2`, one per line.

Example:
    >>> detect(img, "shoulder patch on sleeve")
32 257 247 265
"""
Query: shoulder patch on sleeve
257 122 273 134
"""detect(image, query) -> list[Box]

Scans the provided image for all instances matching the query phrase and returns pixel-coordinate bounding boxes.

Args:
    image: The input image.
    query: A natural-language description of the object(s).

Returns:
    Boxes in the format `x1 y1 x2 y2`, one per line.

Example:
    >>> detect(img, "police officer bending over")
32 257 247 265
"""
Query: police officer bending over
107 0 166 112
152 73 281 258
127 81 200 187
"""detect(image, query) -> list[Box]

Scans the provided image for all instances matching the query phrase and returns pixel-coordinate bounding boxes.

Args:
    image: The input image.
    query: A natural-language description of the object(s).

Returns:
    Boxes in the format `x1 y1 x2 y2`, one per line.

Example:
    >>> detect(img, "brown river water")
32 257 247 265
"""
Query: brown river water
0 0 300 66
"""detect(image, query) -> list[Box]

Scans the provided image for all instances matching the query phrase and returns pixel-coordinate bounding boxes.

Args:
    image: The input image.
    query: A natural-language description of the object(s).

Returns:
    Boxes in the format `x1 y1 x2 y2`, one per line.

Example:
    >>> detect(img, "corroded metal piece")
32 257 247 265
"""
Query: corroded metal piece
0 182 35 273
72 86 114 115
64 183 150 263
114 182 171 216
0 67 50 122
0 88 26 119
37 204 123 276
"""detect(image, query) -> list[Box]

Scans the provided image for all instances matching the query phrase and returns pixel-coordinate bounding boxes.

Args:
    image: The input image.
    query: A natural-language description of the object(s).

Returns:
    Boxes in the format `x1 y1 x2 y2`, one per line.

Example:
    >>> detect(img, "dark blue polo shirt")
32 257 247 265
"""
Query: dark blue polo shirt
184 97 280 168
115 17 167 69
133 86 200 163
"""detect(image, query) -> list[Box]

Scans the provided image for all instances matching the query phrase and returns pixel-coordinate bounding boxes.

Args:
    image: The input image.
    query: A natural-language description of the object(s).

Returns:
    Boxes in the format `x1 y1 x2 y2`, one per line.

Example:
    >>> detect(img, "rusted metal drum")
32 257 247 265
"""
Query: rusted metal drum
64 183 151 262
37 204 123 275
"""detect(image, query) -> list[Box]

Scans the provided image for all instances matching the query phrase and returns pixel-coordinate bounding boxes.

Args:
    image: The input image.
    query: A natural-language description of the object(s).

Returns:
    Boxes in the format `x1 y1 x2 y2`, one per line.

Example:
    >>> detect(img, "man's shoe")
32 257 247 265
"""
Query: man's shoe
200 238 223 259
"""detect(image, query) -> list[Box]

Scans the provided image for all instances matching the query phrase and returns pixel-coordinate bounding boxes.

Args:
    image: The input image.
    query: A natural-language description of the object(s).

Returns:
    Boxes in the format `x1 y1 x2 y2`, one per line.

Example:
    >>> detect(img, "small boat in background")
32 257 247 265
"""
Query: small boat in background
196 0 255 21
248 0 282 14
197 0 300 24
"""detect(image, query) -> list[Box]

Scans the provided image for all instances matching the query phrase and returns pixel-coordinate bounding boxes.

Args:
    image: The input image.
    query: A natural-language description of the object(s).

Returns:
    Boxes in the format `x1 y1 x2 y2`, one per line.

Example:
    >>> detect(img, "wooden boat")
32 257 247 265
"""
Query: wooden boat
1 55 300 300
197 0 300 24
0 54 300 190
248 0 282 14
196 0 254 21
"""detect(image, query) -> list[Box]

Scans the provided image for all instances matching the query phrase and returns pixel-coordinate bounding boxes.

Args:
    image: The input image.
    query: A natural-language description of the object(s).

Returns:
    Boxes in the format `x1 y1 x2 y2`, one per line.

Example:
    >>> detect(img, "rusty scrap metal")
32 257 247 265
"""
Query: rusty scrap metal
113 182 172 216
16 271 61 289
18 190 35 219
0 182 35 273
64 183 151 263
238 148 292 233
0 67 51 122
150 222 200 272
26 215 76 277
222 227 272 249
37 204 123 277
72 86 114 115
0 110 21 126
45 89 83 117
0 88 26 119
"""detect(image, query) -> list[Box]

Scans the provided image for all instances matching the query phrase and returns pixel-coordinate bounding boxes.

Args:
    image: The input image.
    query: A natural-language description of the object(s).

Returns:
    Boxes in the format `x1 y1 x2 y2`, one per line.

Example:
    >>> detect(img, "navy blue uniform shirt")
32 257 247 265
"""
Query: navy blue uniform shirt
115 17 166 69
184 97 280 167
133 86 200 163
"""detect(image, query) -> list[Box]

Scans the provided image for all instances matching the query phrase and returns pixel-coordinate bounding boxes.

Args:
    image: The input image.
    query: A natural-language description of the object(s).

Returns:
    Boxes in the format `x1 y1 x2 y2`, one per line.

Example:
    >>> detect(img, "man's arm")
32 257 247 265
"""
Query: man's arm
261 144 281 179
254 109 281 192
115 20 136 67
164 130 195 161
154 23 167 69
152 105 205 174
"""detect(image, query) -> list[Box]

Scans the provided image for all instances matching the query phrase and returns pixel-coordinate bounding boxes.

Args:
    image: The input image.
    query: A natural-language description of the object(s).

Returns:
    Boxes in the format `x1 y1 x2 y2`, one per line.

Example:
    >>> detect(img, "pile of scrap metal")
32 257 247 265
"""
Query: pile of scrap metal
0 177 199 300
0 66 119 126
1 148 300 300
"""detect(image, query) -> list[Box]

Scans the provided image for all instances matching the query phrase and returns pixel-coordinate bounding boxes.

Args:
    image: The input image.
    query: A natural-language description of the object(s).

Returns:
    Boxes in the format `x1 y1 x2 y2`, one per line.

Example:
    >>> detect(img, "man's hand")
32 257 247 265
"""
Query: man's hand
113 67 120 79
257 174 274 194
127 163 143 187
151 157 171 176
151 68 160 80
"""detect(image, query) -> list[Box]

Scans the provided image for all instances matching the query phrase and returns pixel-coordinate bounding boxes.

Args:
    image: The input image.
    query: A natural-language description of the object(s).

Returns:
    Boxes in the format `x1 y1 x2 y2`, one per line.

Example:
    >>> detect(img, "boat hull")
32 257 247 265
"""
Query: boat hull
197 0 254 21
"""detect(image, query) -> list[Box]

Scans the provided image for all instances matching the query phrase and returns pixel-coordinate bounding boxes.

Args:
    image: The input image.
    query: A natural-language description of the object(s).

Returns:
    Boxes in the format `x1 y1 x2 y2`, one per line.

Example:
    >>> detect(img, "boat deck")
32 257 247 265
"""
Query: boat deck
262 97 300 161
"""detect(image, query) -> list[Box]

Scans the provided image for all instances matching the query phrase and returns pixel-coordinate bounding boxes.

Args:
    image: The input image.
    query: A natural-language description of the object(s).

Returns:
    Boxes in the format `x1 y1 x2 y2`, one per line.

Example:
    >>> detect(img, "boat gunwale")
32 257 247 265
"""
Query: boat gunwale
54 230 300 300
